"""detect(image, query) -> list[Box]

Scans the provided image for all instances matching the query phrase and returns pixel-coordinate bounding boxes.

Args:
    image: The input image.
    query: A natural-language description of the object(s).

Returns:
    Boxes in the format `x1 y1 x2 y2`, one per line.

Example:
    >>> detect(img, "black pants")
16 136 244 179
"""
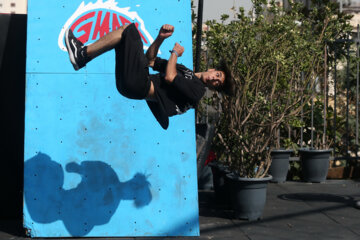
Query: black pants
115 23 151 100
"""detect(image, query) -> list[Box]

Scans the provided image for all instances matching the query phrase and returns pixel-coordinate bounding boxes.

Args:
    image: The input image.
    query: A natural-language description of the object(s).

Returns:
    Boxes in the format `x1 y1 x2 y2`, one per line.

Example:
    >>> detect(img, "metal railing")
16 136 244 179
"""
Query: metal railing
327 25 360 162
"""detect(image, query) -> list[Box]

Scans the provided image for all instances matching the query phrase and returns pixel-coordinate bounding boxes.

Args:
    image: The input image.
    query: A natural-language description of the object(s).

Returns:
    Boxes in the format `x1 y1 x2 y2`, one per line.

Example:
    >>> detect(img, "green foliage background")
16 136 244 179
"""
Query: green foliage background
200 0 352 178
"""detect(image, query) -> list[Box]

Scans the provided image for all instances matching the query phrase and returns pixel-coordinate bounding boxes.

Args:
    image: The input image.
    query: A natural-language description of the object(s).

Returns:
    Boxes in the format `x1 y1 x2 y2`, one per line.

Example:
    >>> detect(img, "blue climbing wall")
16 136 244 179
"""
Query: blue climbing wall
23 0 199 237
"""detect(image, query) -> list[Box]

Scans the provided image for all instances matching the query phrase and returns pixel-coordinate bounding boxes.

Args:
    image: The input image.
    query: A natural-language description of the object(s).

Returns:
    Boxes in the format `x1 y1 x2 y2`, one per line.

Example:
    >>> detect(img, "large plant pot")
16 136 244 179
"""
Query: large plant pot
299 149 332 183
269 149 293 183
208 161 231 206
226 173 272 221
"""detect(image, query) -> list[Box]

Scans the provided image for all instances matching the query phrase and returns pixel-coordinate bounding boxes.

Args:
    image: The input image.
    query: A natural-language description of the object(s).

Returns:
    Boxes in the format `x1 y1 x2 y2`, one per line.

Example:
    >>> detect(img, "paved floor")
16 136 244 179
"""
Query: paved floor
1 180 359 240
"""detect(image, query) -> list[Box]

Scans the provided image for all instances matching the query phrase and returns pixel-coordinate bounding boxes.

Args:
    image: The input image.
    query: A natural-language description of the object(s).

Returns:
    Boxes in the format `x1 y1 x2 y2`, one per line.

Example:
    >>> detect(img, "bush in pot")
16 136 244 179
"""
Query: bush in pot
296 0 352 182
298 98 334 182
203 0 333 220
269 122 302 183
269 148 294 183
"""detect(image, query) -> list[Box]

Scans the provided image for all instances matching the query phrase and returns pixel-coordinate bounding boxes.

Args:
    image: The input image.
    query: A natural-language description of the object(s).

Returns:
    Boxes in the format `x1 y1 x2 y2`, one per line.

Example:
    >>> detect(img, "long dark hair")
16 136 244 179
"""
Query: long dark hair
217 60 235 96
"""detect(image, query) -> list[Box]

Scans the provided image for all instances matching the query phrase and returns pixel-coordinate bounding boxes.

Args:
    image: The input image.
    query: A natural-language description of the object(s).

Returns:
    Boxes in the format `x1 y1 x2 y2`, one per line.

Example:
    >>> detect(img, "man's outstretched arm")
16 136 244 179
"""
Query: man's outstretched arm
146 24 174 67
164 43 202 104
164 43 184 83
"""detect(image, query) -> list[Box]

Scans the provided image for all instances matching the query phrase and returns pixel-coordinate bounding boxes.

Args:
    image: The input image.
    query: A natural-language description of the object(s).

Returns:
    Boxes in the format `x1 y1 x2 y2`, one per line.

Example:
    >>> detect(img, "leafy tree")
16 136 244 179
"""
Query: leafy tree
203 0 352 178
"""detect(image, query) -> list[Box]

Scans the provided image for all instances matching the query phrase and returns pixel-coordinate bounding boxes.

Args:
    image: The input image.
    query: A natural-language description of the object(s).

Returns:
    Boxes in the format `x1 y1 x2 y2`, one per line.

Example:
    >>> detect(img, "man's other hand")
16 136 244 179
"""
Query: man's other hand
172 43 184 57
159 24 174 39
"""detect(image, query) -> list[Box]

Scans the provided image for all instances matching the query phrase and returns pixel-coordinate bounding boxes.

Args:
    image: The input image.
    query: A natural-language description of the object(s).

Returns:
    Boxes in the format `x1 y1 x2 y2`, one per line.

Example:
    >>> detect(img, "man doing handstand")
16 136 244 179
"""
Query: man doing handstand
65 23 234 129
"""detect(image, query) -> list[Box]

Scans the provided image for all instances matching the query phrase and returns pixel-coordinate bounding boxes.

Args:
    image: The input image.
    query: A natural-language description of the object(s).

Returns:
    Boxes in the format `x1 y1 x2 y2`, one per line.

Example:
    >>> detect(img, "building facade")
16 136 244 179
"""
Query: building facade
0 0 27 14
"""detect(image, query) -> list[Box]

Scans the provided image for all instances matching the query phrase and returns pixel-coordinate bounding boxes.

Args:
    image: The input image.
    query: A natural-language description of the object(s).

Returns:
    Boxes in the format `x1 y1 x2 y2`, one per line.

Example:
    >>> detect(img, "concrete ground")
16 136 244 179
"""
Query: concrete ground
1 180 359 240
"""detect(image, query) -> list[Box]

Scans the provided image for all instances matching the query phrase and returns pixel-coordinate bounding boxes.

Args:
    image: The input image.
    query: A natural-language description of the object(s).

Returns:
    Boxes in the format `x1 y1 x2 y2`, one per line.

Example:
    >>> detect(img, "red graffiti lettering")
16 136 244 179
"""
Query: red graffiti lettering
112 13 121 31
119 16 131 26
68 10 150 45
92 11 110 40
77 22 93 43
135 22 148 44
71 12 95 44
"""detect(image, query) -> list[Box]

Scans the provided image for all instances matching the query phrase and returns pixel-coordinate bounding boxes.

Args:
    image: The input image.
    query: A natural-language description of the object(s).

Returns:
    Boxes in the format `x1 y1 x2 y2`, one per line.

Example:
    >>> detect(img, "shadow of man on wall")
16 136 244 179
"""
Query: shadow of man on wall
24 153 152 236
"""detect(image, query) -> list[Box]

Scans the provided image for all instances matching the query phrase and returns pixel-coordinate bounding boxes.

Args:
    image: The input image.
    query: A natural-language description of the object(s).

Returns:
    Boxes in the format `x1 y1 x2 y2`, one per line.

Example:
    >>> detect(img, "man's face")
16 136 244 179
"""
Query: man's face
203 69 225 89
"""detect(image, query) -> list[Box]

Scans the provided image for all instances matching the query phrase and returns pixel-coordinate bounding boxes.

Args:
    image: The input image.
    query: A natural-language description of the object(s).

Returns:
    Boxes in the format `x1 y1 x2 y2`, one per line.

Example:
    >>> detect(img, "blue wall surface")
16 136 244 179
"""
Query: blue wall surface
23 0 199 237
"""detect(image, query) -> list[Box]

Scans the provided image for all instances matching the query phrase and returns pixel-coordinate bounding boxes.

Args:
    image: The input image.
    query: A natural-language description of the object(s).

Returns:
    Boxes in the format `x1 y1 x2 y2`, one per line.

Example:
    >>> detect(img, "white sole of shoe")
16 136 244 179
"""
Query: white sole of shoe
65 29 80 70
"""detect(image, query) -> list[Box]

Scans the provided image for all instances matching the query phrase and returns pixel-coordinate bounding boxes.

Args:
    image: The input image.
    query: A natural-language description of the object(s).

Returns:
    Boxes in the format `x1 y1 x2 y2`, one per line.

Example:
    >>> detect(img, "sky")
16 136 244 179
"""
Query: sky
192 0 253 22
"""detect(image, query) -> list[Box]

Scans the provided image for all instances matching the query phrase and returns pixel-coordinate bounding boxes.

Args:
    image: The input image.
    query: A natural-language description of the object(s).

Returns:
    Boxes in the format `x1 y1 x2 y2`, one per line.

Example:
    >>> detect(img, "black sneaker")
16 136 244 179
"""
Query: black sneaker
65 29 87 70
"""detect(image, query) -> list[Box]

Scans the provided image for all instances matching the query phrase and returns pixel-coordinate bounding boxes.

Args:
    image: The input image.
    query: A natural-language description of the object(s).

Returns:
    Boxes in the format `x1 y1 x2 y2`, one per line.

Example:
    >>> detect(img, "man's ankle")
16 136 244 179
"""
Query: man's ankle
82 46 91 63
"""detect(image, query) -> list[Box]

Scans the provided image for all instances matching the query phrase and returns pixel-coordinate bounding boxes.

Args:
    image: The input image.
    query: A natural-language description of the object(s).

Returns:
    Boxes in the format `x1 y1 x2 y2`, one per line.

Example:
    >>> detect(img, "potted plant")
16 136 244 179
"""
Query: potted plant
295 0 352 183
269 122 299 183
298 98 333 182
204 0 330 220
269 148 294 183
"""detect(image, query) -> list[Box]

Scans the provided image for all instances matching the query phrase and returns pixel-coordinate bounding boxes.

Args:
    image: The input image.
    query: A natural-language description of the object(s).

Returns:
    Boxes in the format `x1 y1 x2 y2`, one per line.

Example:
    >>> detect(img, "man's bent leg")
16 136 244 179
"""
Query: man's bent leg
115 24 151 100
65 29 89 70
146 82 156 100
65 24 129 70
86 24 129 60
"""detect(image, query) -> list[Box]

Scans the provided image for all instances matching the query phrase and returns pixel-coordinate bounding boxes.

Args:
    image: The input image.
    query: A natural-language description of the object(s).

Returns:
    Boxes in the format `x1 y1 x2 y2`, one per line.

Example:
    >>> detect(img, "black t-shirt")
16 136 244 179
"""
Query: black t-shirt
150 57 206 117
